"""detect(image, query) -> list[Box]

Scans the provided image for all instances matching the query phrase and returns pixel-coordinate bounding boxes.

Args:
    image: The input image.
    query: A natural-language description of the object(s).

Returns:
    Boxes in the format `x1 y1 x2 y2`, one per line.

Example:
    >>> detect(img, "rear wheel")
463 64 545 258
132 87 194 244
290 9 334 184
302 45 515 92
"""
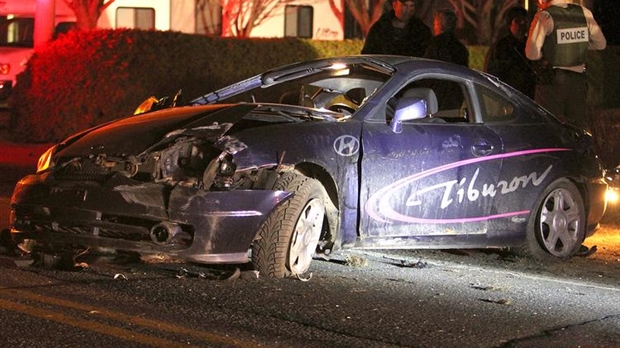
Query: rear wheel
525 179 585 260
252 172 326 278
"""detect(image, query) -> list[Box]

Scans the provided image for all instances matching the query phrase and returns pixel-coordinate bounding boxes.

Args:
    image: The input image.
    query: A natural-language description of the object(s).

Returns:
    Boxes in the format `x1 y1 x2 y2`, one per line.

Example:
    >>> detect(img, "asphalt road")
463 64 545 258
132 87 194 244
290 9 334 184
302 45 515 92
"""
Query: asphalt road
0 246 619 348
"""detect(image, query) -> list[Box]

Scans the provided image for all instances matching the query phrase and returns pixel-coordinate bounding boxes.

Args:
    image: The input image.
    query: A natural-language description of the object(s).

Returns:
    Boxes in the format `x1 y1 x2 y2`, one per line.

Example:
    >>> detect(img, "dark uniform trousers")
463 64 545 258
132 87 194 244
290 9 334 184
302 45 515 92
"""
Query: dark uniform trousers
535 68 588 129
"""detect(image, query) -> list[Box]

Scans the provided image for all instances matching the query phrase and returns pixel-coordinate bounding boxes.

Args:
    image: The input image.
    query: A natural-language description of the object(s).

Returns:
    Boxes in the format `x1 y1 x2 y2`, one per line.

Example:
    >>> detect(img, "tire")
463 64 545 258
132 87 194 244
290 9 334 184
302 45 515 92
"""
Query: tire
252 171 326 278
524 178 586 260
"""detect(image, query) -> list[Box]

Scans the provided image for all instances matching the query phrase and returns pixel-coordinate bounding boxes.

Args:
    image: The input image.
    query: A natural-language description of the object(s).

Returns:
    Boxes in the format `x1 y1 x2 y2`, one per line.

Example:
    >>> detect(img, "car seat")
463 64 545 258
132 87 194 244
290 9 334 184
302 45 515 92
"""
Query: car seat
400 87 438 116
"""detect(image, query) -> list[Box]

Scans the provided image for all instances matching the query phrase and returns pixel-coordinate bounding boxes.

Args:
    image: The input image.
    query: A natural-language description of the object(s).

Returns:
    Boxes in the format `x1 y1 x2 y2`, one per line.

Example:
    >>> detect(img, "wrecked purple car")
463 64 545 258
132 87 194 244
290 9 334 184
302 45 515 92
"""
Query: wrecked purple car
10 56 607 277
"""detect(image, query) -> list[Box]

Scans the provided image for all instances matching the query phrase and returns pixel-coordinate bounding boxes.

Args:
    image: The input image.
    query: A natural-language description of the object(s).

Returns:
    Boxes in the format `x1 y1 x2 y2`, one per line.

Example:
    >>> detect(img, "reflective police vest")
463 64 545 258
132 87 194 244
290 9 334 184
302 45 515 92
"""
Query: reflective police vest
542 4 589 67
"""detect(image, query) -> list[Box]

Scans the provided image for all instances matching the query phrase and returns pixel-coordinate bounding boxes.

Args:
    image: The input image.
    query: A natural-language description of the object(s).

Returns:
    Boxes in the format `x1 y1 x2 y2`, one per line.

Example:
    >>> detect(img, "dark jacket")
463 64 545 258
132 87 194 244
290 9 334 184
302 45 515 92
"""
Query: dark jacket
423 32 469 67
361 11 432 57
485 34 536 98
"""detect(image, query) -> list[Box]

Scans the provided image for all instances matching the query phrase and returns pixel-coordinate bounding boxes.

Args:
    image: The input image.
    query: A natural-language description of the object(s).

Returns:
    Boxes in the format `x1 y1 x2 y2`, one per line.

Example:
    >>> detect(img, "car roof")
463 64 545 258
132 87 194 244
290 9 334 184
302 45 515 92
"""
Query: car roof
271 54 488 84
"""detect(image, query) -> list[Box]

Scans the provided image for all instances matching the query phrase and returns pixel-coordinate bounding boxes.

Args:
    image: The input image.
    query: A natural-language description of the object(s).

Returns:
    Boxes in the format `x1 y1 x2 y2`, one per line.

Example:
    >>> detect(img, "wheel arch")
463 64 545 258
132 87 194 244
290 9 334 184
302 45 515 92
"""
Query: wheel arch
571 175 591 216
567 174 608 235
528 173 590 222
553 174 592 229
294 162 338 206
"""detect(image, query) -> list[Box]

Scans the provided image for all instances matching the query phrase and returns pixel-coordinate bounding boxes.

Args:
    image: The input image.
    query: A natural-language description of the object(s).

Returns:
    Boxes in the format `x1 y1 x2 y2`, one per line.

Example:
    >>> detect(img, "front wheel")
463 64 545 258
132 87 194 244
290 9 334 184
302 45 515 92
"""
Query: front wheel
252 172 326 278
525 179 586 260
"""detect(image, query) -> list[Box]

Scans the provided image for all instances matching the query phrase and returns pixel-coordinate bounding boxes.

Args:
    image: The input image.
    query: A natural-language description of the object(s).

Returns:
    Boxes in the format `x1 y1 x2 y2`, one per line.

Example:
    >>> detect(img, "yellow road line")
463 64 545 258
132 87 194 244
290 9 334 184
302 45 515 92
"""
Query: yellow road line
0 298 200 348
0 287 257 348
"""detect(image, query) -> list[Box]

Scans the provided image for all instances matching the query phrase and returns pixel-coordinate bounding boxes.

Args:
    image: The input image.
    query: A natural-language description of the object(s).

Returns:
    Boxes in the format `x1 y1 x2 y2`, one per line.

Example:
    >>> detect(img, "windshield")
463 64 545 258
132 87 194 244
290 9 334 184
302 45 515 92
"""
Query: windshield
191 59 393 114
0 17 34 48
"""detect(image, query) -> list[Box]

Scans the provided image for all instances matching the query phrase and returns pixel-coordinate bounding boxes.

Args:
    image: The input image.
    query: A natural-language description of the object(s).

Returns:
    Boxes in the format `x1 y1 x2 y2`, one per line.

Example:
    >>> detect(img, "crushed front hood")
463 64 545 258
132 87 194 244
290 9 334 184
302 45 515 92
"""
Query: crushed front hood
56 104 257 158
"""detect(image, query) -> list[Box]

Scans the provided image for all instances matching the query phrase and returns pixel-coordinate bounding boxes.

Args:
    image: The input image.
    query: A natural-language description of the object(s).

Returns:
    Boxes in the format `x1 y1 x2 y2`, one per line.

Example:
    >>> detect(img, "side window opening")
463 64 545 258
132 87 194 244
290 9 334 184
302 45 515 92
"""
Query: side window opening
388 78 470 123
477 86 516 123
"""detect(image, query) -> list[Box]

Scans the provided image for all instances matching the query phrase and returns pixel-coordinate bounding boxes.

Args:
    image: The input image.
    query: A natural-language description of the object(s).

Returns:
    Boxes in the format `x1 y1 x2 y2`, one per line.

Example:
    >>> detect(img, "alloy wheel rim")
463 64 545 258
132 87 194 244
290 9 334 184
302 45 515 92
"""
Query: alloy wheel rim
288 198 325 275
539 188 581 257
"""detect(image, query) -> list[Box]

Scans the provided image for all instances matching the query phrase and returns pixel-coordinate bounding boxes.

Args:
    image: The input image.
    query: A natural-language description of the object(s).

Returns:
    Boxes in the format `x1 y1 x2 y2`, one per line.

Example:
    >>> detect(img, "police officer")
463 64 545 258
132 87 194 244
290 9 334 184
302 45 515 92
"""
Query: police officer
525 0 606 130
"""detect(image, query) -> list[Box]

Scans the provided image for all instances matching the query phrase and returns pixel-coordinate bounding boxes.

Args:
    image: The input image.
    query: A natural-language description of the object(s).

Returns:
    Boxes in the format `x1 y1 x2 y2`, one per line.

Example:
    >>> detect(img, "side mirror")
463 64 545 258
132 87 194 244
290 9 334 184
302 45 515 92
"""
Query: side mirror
389 97 427 133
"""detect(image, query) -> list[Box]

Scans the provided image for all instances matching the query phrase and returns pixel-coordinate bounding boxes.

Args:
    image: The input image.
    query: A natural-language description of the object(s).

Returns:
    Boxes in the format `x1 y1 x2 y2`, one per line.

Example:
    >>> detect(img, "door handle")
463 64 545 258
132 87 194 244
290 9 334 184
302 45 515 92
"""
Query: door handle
471 139 494 157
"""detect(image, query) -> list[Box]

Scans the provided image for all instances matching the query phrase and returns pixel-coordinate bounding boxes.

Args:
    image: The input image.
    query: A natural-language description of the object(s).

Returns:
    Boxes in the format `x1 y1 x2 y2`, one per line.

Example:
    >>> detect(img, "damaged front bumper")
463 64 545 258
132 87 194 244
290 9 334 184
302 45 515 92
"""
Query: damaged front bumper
10 173 292 264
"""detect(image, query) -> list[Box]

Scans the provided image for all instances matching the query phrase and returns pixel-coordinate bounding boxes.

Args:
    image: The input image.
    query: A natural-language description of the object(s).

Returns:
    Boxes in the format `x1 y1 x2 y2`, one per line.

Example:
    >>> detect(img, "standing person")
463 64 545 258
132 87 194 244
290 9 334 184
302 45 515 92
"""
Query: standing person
525 0 606 130
485 6 536 98
423 9 469 67
361 0 431 57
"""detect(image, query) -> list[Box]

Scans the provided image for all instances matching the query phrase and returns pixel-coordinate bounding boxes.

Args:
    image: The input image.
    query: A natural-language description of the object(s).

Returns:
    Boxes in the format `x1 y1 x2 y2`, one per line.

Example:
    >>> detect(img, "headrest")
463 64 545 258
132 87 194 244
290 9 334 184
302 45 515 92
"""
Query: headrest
402 87 438 114
395 97 427 120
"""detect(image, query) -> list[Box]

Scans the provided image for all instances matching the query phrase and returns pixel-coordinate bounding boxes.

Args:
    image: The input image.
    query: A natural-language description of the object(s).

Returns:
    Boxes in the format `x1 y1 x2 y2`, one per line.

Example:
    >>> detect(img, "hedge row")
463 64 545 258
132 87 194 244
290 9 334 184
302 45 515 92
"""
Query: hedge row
10 30 355 142
9 29 616 144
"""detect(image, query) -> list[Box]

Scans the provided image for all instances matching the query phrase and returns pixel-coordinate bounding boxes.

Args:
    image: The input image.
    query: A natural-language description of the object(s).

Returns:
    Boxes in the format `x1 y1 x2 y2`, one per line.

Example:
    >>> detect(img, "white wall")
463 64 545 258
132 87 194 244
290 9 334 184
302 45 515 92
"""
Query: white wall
170 0 196 33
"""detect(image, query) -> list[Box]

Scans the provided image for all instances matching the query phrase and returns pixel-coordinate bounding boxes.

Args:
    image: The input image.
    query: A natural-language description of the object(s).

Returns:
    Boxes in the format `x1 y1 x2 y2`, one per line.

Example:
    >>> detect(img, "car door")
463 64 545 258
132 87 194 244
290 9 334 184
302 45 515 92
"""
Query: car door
359 76 503 247
473 84 570 239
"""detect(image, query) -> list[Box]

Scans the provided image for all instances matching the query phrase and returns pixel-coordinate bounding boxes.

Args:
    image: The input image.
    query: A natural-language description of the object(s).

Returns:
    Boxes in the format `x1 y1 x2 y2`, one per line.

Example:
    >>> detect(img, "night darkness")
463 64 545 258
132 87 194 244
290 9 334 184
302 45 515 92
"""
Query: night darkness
593 0 620 44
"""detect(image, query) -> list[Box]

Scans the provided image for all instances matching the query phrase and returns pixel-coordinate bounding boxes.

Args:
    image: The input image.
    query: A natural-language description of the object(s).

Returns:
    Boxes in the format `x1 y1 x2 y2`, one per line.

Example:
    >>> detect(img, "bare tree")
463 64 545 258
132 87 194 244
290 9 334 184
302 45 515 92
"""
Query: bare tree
327 0 387 37
63 0 116 30
196 0 222 35
447 0 520 44
219 0 294 37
